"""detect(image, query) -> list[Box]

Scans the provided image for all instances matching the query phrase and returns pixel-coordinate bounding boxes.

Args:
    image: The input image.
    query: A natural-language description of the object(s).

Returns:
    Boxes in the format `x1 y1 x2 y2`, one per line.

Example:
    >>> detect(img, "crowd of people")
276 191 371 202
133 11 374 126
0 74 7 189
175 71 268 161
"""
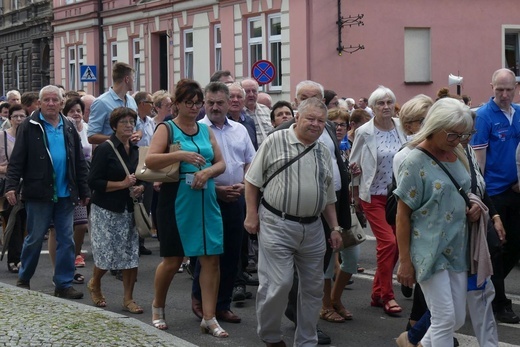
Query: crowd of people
1 64 519 347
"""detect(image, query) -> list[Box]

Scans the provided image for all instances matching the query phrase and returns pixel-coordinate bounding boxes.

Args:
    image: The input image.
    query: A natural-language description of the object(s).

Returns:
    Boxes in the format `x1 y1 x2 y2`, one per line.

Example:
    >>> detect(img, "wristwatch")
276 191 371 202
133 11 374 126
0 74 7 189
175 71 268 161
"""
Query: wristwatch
331 226 343 232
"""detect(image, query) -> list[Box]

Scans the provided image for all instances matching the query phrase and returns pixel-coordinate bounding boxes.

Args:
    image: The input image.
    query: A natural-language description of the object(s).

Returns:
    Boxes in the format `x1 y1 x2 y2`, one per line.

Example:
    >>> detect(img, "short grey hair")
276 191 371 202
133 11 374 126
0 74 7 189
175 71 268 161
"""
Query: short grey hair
295 80 324 100
39 85 64 101
368 85 396 109
297 97 328 117
6 90 21 99
226 82 245 98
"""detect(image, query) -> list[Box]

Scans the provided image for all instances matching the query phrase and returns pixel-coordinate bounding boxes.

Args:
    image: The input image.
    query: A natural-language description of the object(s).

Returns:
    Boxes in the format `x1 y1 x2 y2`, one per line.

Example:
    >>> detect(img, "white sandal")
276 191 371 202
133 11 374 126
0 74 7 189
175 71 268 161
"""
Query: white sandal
200 317 228 338
152 305 168 330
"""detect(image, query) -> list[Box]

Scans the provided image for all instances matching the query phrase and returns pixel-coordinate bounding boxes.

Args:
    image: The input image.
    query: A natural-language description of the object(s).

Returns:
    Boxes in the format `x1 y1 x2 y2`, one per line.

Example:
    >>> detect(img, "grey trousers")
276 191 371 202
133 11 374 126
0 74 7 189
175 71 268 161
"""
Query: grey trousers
256 205 325 347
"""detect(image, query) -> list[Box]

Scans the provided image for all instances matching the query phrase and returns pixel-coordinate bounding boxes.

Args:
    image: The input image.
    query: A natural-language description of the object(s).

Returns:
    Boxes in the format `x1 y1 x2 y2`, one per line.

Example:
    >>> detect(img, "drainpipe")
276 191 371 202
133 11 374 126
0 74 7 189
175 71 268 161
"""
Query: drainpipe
97 0 104 93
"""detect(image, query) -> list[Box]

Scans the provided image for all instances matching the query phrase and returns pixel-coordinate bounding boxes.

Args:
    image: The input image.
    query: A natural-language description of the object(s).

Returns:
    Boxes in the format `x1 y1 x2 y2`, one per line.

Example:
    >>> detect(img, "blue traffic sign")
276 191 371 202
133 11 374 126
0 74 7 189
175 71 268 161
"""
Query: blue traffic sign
251 60 276 85
80 65 97 82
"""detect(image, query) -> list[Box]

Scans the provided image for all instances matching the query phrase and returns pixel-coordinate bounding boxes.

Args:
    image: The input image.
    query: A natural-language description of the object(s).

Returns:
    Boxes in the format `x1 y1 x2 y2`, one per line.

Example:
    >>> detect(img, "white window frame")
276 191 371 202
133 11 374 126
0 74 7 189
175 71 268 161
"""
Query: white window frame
133 38 141 91
267 14 282 91
111 42 118 65
504 27 520 80
404 28 431 83
214 24 222 72
78 45 84 91
68 46 77 91
184 29 194 79
248 16 263 80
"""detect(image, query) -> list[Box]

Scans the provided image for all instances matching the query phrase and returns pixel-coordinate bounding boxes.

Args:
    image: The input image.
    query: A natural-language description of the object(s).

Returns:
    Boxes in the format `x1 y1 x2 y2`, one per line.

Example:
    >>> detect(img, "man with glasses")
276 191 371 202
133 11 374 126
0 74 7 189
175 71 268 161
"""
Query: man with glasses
5 85 90 298
470 68 520 324
88 62 141 145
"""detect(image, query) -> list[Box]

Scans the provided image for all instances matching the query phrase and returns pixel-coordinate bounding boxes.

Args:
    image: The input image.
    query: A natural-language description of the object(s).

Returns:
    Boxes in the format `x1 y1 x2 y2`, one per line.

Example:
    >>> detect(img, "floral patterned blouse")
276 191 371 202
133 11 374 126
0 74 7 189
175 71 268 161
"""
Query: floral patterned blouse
394 148 470 283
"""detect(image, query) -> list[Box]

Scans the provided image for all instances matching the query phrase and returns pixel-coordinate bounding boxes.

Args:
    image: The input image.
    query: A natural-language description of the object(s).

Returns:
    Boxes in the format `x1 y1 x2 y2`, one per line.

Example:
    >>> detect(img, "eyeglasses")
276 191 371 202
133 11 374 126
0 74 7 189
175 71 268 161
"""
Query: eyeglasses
161 103 173 109
119 119 135 126
406 117 425 125
334 122 348 128
11 115 27 119
443 129 476 142
143 101 154 105
184 100 204 109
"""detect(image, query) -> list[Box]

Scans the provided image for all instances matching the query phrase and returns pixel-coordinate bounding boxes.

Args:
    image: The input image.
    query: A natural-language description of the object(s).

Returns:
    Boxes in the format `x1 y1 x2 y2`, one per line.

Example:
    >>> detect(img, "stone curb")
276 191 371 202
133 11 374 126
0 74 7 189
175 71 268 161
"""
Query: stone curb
0 282 197 347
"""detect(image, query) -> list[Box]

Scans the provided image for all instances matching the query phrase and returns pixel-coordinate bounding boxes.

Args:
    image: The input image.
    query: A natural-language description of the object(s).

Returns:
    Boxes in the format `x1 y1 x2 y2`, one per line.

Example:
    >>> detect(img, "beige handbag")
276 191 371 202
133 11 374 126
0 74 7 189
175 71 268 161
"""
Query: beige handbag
136 120 180 183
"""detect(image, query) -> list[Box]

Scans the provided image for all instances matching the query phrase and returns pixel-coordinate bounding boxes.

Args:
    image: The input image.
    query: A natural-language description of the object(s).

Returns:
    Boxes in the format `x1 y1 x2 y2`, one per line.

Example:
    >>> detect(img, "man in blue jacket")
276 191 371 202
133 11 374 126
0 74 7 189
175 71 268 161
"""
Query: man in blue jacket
5 85 90 299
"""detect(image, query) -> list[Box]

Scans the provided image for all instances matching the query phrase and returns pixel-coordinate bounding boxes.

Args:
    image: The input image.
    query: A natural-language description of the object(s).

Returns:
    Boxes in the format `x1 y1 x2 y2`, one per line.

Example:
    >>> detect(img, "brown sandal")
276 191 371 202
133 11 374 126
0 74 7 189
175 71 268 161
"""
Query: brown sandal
319 308 345 323
123 300 143 314
332 303 353 320
87 279 106 307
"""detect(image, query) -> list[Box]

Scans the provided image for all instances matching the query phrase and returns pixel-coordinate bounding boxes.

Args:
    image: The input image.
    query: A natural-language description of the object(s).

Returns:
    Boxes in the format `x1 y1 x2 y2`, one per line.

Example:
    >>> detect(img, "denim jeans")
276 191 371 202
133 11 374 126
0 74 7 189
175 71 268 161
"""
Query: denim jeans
19 198 75 289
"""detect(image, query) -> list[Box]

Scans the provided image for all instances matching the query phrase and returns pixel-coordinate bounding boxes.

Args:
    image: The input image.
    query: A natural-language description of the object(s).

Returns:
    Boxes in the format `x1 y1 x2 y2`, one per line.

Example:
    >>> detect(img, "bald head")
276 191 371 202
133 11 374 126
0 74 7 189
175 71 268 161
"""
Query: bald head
80 94 96 122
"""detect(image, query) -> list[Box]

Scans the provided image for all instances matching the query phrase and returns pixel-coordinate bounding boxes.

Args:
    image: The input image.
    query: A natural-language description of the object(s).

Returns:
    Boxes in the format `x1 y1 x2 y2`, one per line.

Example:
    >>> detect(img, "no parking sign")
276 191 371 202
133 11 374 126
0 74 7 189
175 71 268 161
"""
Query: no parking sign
251 60 276 86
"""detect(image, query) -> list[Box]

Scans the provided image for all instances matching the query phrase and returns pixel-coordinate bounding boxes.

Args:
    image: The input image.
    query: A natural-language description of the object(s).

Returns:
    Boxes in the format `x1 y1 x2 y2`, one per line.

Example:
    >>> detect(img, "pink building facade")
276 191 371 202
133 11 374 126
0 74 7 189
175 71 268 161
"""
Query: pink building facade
52 0 520 106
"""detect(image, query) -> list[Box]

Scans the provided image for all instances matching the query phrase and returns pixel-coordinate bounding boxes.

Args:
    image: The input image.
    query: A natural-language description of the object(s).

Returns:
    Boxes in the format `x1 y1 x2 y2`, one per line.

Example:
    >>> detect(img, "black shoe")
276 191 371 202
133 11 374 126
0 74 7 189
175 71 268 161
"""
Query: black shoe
401 284 413 298
495 306 520 324
54 286 84 299
453 337 459 347
16 278 30 290
317 326 331 345
115 271 123 281
139 246 152 256
232 286 246 302
243 271 259 286
185 262 195 280
245 291 253 299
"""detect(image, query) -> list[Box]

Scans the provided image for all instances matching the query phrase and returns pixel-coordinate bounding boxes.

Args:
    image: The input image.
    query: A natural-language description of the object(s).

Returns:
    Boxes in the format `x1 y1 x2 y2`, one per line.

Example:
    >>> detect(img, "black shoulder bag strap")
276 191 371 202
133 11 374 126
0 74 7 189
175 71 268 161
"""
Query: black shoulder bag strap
416 146 471 208
262 142 317 191
3 131 8 162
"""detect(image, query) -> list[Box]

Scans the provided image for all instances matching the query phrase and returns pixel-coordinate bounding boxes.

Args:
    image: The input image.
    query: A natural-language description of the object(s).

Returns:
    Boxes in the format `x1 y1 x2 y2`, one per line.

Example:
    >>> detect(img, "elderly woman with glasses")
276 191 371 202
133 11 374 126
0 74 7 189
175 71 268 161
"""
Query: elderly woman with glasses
395 98 481 346
349 86 407 316
87 107 145 314
147 79 227 336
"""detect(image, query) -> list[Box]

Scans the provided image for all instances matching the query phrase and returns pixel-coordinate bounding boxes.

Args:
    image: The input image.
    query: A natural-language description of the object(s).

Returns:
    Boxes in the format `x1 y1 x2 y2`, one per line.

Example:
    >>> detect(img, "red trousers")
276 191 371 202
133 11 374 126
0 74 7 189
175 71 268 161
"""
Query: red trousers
361 195 398 303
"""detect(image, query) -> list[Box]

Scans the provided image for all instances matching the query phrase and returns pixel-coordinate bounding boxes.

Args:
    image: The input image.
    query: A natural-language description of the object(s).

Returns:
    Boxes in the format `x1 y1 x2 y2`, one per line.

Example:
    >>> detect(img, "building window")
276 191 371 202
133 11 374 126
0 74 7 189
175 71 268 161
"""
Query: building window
404 28 431 83
111 42 118 65
247 14 283 90
68 46 77 91
184 30 193 79
248 17 263 75
505 30 520 78
133 38 141 91
13 56 19 89
268 14 282 90
214 24 222 72
11 0 18 10
0 59 4 96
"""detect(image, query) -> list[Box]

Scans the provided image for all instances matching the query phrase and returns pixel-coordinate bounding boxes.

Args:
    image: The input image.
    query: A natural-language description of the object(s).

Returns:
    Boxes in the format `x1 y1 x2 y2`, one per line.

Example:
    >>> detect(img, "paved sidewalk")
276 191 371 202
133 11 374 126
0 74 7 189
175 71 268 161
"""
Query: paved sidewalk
0 282 197 347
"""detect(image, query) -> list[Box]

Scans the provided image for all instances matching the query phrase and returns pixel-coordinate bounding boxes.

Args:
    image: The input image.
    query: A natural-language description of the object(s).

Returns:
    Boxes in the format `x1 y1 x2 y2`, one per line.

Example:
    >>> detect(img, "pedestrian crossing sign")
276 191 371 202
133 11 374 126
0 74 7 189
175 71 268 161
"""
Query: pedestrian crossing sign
80 65 97 82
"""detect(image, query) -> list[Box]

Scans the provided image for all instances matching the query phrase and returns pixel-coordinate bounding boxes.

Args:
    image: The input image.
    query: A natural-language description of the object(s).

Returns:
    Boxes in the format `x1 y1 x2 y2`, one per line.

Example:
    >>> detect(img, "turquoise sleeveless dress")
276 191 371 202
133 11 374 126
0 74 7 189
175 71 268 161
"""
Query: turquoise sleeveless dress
156 121 223 257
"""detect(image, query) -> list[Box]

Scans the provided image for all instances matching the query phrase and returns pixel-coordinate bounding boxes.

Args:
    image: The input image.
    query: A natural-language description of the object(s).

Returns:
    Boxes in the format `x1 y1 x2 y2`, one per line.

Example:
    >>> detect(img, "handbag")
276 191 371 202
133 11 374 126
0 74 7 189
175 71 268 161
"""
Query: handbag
338 180 367 250
136 120 181 182
106 140 153 238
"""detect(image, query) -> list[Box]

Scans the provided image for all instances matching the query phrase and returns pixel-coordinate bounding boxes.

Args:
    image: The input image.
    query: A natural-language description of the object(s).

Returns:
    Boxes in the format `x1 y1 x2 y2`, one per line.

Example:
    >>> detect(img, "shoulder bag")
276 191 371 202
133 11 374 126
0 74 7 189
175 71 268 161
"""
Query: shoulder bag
135 120 181 182
107 140 152 238
337 177 367 250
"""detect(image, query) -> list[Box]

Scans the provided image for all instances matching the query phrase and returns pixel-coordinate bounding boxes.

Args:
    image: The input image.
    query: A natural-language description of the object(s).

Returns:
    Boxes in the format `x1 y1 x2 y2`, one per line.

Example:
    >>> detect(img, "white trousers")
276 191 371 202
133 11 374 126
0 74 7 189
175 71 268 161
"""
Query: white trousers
256 206 325 347
467 277 499 346
420 270 467 347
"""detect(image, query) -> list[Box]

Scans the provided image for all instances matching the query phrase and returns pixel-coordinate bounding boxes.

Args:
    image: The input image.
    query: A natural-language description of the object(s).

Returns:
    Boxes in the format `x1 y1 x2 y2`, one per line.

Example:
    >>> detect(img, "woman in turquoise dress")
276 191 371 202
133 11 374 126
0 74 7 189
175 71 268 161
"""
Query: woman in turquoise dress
146 79 227 337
